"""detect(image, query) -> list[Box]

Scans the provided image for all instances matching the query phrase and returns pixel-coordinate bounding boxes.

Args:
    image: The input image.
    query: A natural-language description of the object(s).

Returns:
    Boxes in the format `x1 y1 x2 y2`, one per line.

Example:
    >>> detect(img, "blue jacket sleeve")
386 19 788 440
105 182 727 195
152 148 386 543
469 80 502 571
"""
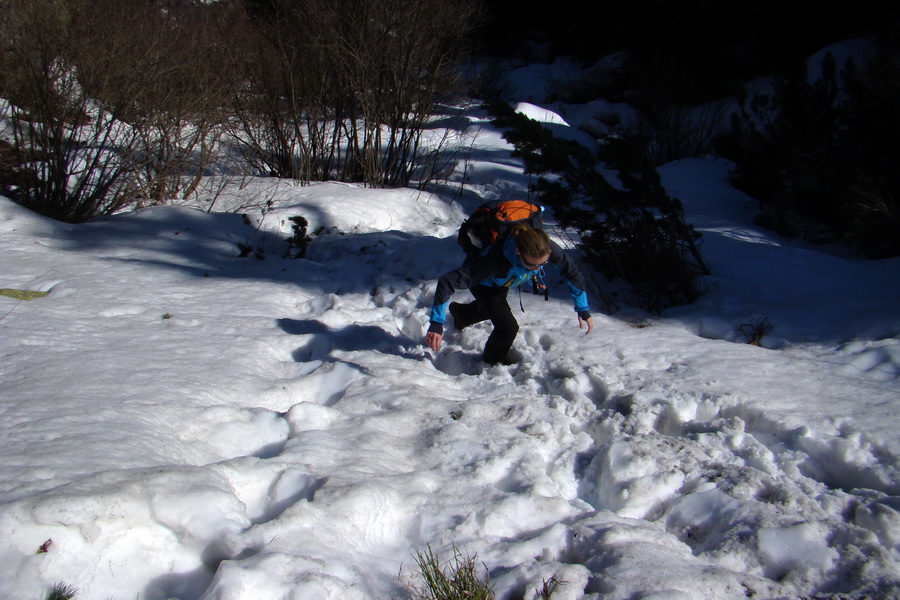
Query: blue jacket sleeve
548 242 590 313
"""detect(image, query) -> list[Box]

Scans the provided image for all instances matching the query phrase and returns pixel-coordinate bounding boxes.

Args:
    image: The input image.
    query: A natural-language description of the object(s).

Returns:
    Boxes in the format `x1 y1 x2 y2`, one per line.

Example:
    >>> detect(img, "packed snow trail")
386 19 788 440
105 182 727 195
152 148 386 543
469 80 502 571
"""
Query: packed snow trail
1 167 898 600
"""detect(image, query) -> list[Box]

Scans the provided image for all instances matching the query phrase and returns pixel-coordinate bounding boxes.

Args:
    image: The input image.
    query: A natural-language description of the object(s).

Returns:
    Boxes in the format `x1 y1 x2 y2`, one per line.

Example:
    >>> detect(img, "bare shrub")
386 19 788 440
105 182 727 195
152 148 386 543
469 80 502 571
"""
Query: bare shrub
0 0 181 222
0 0 143 222
738 316 772 346
227 0 481 187
0 0 479 221
0 0 239 221
844 181 900 258
127 2 245 206
629 100 731 165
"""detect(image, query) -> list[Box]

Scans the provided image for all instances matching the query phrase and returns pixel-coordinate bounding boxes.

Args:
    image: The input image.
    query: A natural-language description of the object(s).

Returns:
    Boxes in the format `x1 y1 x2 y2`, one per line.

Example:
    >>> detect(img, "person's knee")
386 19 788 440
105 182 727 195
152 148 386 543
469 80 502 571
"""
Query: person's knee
494 311 517 334
506 319 519 336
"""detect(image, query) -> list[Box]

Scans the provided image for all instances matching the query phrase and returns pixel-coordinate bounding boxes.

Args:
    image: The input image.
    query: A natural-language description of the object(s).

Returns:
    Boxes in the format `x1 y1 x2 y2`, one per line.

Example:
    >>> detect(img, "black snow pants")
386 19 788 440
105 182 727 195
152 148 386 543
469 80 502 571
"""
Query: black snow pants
452 285 519 365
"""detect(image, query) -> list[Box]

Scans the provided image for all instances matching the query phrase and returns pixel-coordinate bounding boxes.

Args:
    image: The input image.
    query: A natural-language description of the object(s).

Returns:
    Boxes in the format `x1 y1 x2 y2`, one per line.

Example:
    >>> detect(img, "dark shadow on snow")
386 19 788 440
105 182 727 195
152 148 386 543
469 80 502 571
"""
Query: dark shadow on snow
277 317 425 362
41 190 470 294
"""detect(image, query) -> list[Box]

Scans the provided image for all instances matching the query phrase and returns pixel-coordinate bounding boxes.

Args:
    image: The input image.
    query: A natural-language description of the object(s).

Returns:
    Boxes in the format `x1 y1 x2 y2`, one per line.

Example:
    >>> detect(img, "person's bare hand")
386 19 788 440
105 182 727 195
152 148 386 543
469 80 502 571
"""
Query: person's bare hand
425 331 443 351
579 315 594 334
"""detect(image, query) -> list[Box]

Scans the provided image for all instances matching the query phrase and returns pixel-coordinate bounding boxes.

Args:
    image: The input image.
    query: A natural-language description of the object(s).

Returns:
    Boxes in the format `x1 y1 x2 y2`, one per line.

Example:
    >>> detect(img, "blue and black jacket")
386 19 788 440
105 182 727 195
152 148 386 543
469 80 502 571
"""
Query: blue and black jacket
429 235 590 333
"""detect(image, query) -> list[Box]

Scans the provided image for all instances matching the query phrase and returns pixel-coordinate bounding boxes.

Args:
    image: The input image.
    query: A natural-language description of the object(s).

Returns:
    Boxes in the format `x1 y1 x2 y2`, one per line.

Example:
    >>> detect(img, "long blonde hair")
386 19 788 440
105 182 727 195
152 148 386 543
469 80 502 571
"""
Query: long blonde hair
511 225 551 257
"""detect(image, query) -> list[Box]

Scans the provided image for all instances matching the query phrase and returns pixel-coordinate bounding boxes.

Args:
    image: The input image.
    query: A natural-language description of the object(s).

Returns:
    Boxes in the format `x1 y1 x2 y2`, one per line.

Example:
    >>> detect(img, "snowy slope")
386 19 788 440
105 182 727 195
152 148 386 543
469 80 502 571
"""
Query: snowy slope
1 112 899 600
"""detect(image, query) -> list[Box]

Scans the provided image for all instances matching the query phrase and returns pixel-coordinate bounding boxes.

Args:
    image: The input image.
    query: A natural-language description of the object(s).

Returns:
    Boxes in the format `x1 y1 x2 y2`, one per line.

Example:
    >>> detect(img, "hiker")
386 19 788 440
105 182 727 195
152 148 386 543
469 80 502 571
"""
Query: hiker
425 225 593 365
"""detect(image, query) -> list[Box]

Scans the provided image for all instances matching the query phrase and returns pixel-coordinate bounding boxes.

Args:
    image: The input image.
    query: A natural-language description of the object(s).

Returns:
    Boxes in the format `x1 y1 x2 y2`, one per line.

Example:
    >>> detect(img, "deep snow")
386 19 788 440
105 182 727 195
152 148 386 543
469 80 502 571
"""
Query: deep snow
2 66 899 600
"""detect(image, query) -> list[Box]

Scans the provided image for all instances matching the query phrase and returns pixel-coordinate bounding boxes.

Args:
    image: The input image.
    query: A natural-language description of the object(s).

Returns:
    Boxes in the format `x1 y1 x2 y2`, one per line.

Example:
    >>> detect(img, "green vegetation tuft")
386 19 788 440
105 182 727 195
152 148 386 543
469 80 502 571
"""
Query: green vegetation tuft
0 288 49 300
412 546 494 600
46 583 78 600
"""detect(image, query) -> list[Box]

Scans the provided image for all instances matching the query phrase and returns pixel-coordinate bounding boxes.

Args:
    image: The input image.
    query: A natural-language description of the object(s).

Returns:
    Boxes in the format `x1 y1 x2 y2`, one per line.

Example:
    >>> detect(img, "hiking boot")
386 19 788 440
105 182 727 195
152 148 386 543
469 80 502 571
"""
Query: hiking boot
482 347 523 367
483 354 519 367
501 348 524 366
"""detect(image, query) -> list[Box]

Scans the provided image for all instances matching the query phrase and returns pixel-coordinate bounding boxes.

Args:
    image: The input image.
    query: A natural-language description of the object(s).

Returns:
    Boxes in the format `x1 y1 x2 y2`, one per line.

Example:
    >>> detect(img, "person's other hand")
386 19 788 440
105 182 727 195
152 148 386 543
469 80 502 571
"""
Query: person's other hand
425 331 443 351
579 315 594 334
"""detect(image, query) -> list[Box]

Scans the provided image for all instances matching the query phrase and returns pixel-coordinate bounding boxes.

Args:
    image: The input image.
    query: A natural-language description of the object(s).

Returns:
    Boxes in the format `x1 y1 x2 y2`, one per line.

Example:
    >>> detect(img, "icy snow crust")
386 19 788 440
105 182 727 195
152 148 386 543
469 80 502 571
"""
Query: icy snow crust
2 112 899 598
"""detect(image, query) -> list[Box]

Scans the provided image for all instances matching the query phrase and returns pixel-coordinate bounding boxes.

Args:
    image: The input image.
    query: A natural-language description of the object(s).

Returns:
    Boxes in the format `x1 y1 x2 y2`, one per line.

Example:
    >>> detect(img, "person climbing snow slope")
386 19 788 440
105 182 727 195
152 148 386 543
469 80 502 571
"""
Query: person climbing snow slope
425 225 593 365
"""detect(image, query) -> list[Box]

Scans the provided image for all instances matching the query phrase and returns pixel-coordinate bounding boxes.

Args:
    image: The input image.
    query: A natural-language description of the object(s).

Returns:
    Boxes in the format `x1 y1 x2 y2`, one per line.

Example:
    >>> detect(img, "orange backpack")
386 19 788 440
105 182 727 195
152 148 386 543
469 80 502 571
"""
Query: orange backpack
457 200 543 256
